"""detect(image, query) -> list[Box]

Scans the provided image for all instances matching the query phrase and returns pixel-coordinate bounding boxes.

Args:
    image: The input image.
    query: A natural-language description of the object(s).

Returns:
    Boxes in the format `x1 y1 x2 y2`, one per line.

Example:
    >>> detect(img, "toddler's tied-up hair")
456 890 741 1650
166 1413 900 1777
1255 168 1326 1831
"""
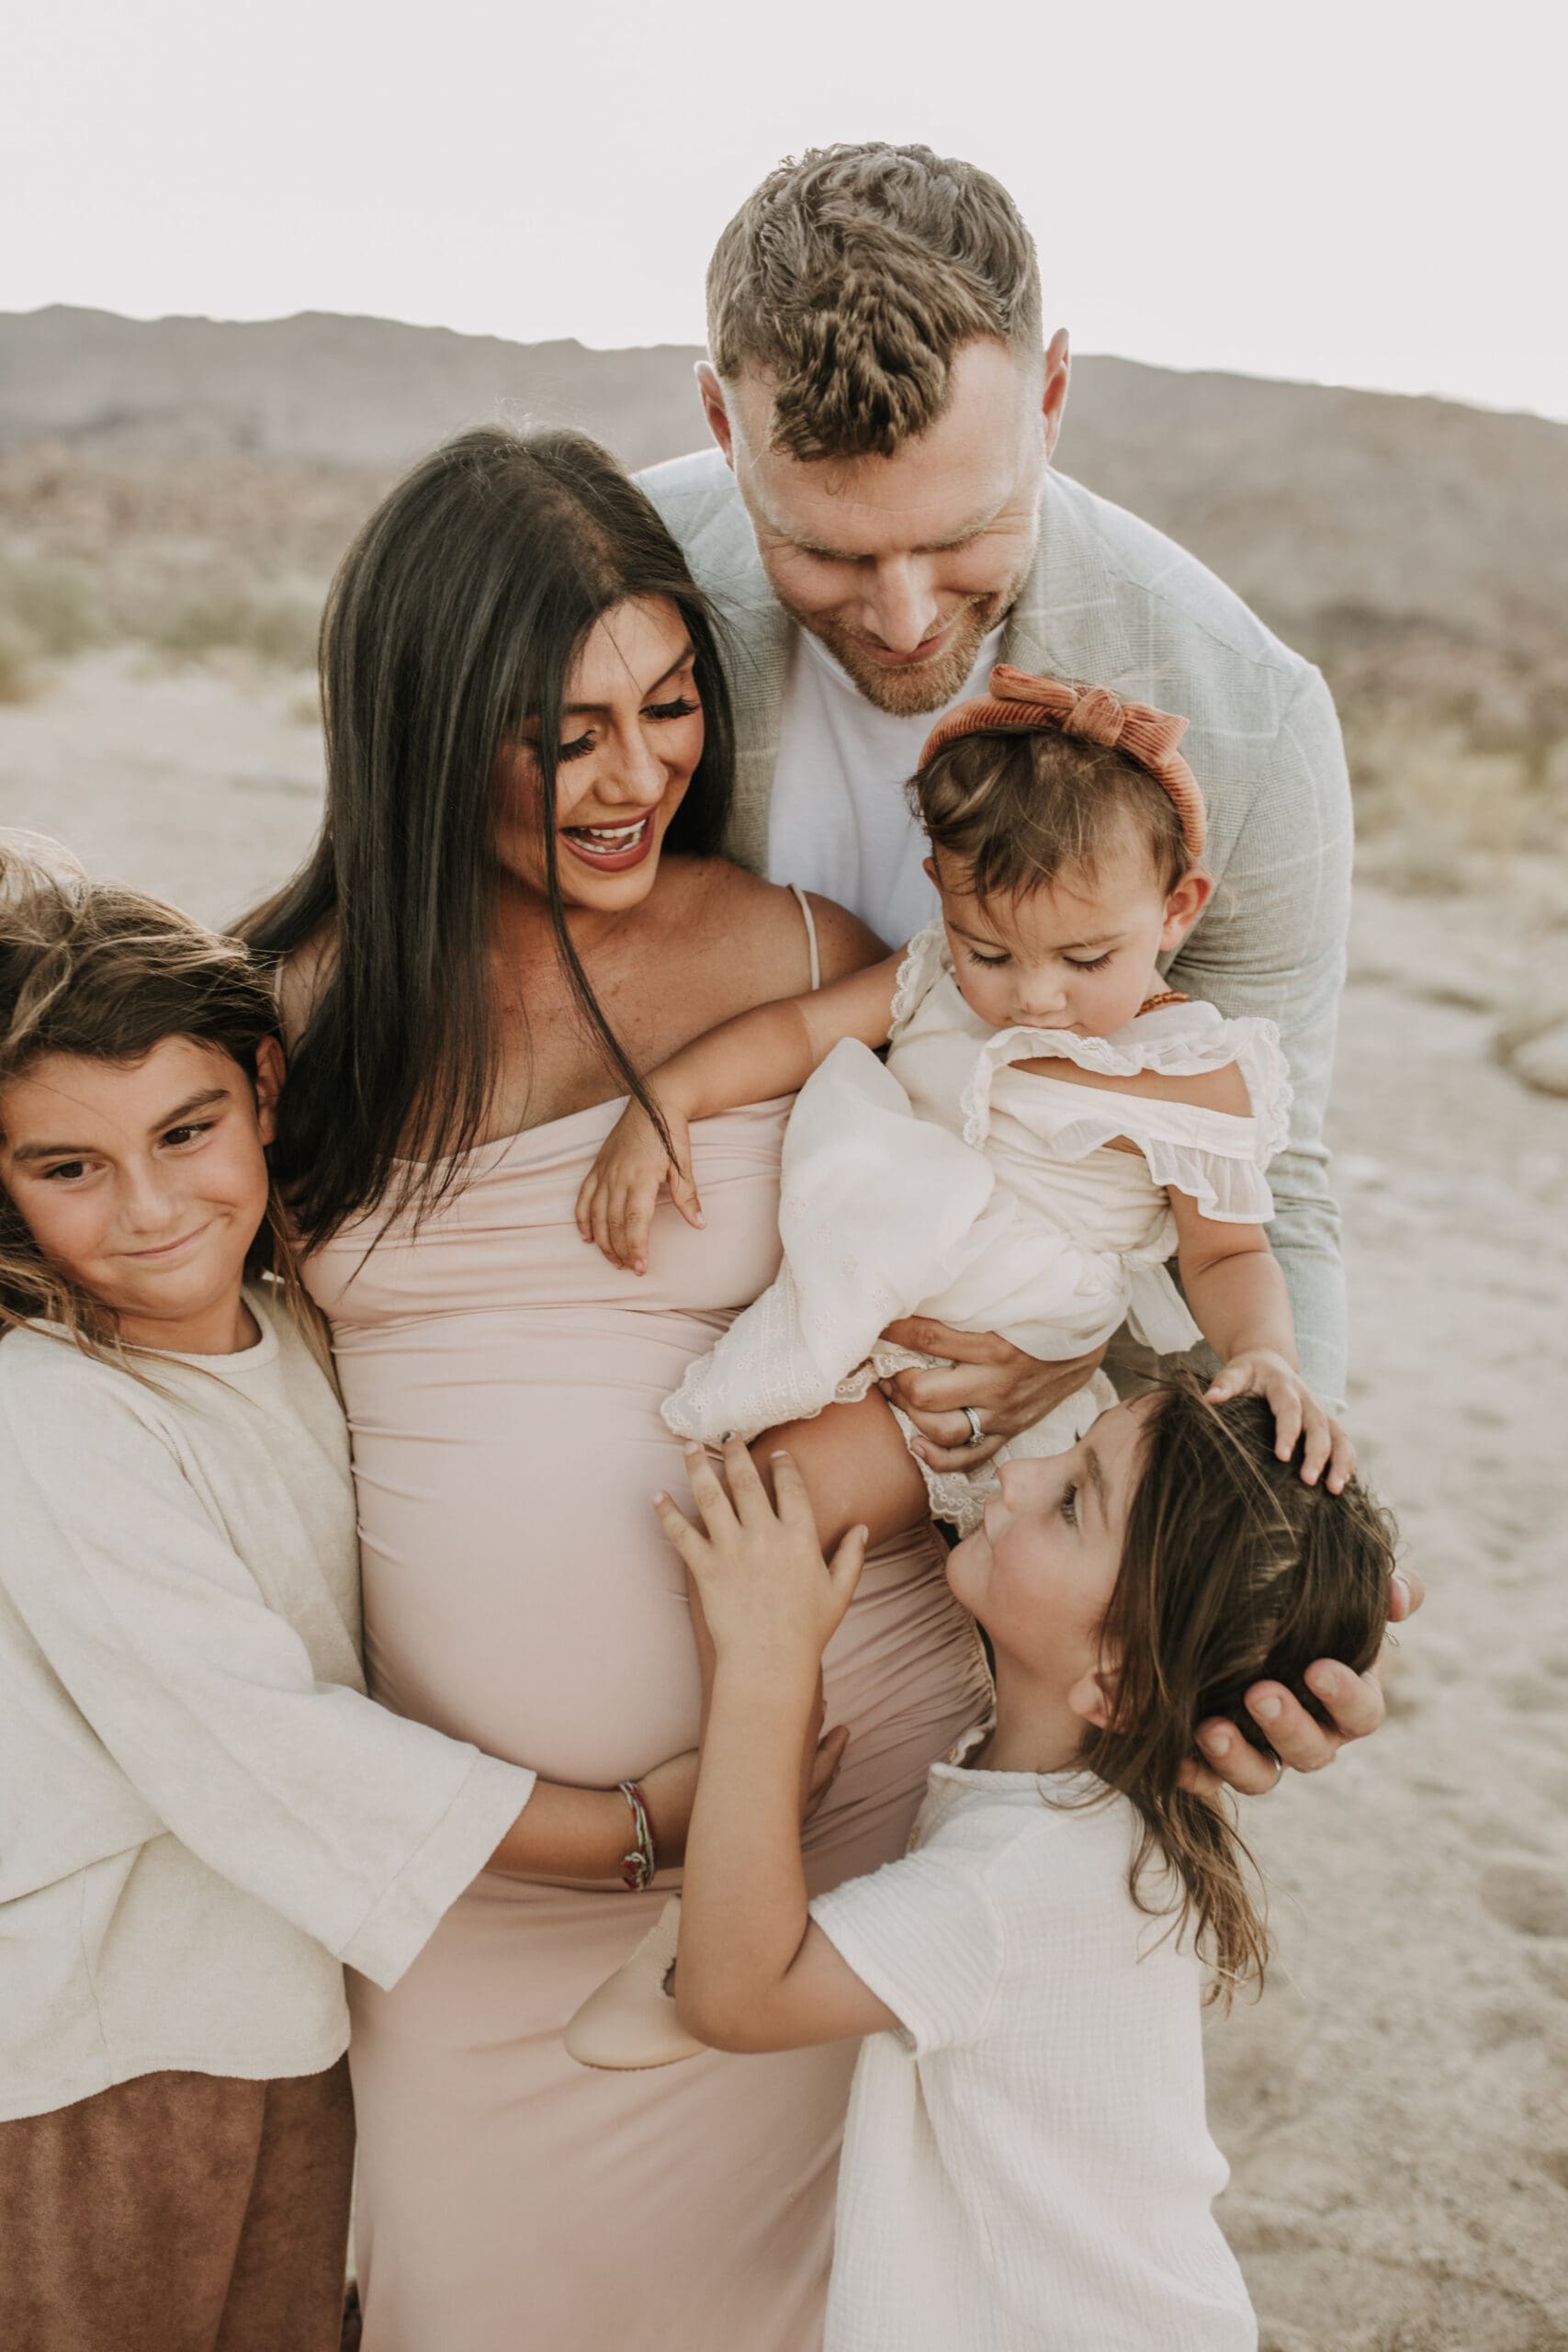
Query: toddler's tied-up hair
918 665 1208 861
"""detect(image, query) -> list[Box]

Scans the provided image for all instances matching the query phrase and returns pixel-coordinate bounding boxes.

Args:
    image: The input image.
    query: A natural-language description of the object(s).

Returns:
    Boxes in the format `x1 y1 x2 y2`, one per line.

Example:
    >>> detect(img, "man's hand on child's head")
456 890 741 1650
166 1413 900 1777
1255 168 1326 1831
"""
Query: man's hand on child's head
1183 1561 1425 1797
574 1098 701 1276
1204 1350 1356 1492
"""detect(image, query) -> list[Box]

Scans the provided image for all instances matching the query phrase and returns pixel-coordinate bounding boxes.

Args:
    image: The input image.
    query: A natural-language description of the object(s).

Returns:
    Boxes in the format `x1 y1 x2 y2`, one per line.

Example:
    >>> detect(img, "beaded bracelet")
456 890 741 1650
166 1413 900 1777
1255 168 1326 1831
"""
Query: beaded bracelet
617 1780 657 1892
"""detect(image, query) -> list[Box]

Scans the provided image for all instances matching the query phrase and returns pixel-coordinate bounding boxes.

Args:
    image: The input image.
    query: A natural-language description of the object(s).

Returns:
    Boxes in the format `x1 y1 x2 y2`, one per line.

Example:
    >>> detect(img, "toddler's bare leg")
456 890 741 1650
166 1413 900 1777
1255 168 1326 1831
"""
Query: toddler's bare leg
751 1393 931 1555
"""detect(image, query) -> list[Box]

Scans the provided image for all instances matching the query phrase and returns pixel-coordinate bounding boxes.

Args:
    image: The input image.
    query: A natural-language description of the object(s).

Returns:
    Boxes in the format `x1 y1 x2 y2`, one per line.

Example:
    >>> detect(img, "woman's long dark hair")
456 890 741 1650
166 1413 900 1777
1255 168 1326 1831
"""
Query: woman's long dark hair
243 425 736 1252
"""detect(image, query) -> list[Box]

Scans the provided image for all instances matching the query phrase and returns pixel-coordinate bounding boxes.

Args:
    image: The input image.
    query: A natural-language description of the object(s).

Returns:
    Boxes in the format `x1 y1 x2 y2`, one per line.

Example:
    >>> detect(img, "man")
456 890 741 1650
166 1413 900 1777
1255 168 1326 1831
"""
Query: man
642 143 1411 1780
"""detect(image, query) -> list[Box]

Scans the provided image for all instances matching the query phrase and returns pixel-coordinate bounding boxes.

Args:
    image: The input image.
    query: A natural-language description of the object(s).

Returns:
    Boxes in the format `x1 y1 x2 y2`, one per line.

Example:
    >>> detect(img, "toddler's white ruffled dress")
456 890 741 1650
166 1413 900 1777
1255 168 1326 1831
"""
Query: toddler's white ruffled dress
663 919 1292 1532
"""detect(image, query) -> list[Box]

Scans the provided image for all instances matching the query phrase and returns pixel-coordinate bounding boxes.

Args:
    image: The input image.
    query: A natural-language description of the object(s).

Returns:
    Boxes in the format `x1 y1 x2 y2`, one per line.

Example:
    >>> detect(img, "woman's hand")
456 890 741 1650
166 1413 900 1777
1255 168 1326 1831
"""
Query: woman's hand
1204 1349 1356 1491
574 1097 701 1275
1183 1561 1427 1795
877 1318 1107 1471
653 1441 866 1687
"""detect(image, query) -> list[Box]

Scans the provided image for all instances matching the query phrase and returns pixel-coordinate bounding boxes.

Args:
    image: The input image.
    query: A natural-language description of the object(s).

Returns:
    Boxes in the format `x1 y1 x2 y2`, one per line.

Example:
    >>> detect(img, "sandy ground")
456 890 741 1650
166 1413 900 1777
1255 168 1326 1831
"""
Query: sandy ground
4 652 1567 2352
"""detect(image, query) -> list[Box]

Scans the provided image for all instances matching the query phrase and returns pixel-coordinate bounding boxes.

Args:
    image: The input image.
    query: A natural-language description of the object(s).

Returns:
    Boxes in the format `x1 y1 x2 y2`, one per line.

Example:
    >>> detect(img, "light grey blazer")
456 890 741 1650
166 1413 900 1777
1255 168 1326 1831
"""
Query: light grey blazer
640 449 1352 1406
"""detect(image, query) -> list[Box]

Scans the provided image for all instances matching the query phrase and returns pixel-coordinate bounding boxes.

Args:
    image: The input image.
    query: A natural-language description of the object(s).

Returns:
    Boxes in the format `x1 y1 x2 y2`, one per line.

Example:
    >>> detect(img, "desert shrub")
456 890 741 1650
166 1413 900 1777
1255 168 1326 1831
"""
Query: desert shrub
0 615 39 703
0 554 104 693
149 590 321 670
1340 703 1568 893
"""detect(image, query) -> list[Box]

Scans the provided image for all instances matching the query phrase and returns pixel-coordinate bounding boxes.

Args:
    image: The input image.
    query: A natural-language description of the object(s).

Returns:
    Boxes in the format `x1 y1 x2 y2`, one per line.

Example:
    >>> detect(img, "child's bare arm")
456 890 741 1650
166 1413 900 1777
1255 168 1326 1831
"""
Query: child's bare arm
1019 1051 1354 1489
654 1442 897 2052
484 1750 699 1884
576 953 903 1273
1168 1186 1355 1490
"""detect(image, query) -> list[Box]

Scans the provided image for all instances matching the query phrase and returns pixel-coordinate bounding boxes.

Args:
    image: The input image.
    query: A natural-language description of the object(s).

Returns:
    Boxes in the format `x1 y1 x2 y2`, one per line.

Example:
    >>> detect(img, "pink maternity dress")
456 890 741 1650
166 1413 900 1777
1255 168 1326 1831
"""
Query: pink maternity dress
305 1090 992 2352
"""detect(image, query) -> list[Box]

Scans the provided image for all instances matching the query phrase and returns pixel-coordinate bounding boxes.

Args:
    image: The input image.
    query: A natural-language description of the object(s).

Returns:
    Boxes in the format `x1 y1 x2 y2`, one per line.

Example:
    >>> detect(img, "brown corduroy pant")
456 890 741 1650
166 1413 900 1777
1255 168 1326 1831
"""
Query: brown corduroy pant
0 2059 355 2352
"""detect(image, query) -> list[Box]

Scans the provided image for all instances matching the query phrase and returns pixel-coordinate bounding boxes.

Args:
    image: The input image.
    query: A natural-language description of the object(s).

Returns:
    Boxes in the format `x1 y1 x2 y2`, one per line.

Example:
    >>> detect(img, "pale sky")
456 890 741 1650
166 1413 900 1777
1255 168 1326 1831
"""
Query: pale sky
8 0 1565 422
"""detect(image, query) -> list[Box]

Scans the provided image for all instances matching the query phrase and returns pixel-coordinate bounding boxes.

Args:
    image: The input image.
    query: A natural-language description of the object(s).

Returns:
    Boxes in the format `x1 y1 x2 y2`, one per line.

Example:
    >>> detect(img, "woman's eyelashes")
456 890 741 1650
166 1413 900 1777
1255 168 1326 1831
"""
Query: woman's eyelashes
554 694 702 764
1059 1479 1079 1527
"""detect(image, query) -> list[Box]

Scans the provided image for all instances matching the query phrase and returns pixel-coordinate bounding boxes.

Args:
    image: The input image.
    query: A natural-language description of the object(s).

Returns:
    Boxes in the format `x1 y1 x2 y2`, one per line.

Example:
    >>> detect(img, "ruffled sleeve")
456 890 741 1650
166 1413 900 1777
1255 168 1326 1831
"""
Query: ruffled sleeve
959 1001 1293 1226
887 918 952 1040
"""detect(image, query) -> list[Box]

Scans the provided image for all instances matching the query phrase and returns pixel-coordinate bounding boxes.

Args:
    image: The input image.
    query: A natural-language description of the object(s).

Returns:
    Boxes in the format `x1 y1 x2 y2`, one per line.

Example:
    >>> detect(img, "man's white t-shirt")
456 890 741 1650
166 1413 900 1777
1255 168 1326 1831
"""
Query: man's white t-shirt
768 621 1006 946
808 1733 1257 2351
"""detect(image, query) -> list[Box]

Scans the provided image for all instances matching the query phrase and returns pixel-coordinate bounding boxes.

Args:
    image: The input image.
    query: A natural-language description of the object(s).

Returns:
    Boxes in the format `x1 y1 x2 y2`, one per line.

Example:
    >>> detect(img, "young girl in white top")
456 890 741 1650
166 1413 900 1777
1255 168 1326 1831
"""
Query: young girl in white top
577 666 1352 1541
656 1394 1396 2351
0 842 717 2352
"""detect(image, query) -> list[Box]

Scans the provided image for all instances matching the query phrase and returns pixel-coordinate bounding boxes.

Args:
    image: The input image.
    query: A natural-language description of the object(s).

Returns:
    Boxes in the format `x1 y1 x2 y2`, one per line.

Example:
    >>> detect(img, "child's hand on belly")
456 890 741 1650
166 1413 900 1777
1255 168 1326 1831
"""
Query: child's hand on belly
576 1096 703 1276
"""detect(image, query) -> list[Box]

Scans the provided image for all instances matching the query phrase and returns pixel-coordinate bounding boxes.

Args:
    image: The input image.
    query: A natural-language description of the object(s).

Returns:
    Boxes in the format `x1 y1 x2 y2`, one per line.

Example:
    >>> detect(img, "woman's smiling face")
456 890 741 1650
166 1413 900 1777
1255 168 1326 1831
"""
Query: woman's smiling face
492 596 705 910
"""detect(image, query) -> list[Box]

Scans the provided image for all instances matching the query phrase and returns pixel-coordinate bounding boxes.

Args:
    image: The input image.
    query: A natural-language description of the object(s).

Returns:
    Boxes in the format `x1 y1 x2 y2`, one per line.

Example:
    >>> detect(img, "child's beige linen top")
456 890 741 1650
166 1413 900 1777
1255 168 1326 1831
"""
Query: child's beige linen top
0 1288 535 2121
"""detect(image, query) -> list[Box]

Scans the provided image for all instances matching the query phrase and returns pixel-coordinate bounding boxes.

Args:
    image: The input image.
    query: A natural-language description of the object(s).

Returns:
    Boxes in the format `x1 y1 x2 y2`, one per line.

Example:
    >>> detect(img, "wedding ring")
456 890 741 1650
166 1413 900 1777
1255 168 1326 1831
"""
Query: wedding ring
961 1406 986 1445
1269 1753 1285 1790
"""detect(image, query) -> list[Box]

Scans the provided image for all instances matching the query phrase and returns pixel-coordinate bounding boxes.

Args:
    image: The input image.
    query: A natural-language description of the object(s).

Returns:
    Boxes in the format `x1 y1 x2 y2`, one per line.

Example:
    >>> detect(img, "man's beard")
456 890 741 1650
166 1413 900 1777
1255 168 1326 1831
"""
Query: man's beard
785 580 1024 717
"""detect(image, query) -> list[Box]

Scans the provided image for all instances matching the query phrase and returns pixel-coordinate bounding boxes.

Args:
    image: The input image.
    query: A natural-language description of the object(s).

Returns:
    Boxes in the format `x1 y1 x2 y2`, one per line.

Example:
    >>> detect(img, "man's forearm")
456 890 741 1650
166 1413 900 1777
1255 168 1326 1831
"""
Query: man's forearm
1264 1188 1347 1407
1168 664 1351 1408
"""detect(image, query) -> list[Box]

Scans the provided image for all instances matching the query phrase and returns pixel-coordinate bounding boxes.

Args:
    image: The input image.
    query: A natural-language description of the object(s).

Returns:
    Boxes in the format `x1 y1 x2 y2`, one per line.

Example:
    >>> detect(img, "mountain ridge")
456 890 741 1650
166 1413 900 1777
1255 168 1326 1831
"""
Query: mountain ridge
3 304 1563 707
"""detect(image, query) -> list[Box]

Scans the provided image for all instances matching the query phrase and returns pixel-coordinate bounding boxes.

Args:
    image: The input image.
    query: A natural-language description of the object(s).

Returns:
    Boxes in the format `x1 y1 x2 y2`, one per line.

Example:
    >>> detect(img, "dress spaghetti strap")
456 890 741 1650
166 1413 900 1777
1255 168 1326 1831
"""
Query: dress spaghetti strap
787 881 822 990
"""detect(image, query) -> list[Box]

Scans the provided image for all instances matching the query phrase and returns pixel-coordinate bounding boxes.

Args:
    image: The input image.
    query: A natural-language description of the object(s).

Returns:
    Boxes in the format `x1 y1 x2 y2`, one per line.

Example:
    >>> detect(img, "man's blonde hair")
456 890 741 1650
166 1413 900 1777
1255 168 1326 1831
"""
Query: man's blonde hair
706 142 1043 461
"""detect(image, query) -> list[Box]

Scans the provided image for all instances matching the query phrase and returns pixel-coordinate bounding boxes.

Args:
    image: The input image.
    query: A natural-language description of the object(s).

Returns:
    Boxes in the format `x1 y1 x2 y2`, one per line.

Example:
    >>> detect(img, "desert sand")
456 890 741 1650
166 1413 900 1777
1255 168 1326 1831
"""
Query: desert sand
4 648 1567 2352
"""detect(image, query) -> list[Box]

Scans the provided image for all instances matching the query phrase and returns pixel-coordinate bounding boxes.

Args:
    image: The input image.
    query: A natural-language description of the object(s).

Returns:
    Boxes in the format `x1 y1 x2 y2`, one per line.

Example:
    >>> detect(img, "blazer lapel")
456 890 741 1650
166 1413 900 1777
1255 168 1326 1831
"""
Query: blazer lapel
1002 471 1134 691
677 489 791 874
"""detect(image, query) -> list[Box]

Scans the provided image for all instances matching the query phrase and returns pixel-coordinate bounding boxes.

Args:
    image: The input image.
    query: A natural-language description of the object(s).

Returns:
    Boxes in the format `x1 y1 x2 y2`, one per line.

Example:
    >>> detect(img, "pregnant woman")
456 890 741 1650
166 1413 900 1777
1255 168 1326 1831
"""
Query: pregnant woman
248 426 993 2351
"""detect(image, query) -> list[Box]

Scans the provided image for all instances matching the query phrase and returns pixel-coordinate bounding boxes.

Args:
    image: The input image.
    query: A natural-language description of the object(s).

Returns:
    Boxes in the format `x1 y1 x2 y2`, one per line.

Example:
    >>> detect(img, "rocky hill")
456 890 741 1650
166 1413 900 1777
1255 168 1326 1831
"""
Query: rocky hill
2 304 1564 875
5 305 1563 653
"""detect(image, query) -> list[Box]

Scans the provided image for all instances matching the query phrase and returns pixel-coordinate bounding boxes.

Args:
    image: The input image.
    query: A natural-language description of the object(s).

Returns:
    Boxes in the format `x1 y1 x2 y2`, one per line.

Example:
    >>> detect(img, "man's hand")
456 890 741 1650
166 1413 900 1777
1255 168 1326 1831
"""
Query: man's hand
877 1318 1106 1470
1183 1562 1426 1795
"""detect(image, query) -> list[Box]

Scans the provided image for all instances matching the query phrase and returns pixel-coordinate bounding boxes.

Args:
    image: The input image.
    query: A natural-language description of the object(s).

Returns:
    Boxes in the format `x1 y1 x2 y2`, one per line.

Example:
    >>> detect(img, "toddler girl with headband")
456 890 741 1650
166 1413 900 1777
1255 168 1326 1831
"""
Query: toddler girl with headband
575 666 1352 1544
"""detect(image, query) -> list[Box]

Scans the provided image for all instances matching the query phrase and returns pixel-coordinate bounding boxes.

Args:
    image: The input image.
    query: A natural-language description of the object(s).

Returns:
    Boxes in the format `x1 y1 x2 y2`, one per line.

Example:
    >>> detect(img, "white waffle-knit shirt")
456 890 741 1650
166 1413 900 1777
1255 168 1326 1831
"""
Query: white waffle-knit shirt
810 1729 1256 2350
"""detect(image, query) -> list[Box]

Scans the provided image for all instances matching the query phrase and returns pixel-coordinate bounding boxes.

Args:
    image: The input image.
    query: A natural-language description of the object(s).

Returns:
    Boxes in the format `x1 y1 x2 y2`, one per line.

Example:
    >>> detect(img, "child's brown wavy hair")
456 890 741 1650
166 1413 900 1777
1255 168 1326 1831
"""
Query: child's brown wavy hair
911 723 1192 904
0 839 316 1366
1079 1375 1398 2003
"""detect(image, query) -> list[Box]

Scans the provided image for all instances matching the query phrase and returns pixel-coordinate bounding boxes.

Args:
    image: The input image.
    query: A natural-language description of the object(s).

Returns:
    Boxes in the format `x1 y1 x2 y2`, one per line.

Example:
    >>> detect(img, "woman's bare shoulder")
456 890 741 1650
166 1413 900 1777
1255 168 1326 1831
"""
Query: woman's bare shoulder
800 890 888 983
667 859 885 985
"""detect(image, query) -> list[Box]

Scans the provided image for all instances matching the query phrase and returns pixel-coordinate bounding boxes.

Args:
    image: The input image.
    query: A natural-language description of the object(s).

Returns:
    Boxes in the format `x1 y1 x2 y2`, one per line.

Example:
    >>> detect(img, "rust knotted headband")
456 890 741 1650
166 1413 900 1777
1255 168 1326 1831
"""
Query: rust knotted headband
917 664 1207 861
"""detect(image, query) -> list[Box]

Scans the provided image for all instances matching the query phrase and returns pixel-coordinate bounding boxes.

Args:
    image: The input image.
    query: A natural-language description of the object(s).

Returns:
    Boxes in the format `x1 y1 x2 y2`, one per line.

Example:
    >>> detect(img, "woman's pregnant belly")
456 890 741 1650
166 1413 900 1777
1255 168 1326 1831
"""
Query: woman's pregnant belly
339 1303 731 1787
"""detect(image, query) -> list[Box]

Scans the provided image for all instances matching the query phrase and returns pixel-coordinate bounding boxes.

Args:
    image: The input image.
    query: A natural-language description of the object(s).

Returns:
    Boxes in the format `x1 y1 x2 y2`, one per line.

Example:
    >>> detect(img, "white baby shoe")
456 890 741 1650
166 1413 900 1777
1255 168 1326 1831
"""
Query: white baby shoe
563 1896 706 2071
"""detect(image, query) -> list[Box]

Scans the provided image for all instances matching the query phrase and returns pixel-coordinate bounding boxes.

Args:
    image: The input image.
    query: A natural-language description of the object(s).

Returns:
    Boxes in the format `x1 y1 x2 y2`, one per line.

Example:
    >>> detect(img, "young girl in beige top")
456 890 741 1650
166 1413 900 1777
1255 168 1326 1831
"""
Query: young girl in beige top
0 842 773 2352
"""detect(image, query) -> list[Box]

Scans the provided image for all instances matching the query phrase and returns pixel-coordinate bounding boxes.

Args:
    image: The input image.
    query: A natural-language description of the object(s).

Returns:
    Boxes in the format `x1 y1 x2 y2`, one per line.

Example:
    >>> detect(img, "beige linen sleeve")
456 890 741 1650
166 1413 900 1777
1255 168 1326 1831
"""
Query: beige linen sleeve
0 1379 534 1989
1167 665 1353 1408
